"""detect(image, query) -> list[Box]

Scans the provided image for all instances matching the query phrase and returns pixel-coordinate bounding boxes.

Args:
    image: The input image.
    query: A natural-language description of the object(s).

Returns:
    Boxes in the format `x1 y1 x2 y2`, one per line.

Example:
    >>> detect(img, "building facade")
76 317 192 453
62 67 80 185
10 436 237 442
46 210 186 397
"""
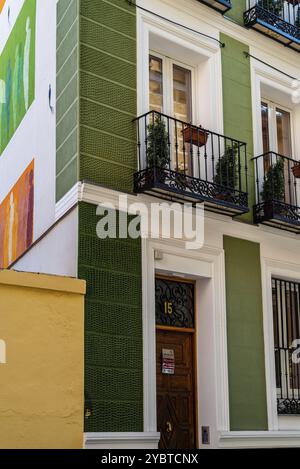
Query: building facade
1 0 300 448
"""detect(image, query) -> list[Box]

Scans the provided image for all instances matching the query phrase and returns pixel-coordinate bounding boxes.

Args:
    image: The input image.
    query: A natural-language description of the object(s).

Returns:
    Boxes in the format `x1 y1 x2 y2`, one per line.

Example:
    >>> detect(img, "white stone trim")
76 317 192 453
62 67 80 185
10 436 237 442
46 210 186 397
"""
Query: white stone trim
55 182 82 220
141 239 230 447
261 257 300 431
84 432 160 450
219 431 300 448
56 181 300 240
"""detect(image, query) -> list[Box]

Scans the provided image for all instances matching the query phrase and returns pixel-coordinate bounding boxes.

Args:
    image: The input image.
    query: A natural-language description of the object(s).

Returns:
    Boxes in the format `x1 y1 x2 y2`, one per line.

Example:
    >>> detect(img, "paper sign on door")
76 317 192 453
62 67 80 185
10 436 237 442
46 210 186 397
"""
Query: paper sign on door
162 348 175 375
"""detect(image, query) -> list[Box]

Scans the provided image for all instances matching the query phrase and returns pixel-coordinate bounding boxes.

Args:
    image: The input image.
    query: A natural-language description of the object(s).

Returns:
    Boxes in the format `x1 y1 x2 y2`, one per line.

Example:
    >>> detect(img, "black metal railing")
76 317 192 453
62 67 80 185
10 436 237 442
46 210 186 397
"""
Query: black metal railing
244 0 300 49
133 111 249 215
273 278 300 414
253 152 300 231
197 0 232 14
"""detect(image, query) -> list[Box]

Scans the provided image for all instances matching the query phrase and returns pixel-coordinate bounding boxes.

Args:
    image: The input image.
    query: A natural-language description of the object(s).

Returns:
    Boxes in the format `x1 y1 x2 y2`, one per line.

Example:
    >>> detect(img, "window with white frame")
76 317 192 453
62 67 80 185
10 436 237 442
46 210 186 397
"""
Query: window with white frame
149 53 195 173
261 100 293 158
272 278 300 415
149 54 193 122
260 99 297 205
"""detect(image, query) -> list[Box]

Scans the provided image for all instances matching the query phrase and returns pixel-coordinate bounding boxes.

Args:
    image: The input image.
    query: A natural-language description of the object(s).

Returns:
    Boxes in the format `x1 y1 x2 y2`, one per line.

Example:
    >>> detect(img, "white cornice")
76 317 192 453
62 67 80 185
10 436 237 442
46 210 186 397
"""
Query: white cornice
84 432 160 449
55 182 82 220
219 430 300 448
55 181 300 247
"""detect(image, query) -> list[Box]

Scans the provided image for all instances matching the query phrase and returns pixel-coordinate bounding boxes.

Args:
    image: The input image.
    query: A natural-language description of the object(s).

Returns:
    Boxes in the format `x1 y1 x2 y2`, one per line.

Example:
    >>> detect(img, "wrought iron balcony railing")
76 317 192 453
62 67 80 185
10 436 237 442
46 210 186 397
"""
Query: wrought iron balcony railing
197 0 232 14
133 111 249 216
253 152 300 232
244 0 300 51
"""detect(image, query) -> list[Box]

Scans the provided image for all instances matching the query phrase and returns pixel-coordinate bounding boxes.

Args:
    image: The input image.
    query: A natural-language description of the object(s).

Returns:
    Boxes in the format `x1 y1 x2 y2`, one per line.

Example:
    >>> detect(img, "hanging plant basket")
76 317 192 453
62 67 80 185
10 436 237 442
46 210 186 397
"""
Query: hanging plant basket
292 163 300 179
182 125 209 147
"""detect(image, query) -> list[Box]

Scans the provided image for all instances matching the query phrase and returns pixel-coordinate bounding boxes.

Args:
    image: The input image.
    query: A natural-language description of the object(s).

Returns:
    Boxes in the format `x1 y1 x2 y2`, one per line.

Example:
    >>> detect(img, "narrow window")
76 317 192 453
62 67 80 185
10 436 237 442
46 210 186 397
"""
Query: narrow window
272 278 300 415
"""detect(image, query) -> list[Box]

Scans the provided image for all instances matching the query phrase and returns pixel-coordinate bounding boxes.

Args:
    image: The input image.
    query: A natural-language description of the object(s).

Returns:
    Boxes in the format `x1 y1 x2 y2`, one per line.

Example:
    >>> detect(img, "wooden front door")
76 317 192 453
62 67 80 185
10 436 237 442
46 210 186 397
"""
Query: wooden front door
155 277 196 449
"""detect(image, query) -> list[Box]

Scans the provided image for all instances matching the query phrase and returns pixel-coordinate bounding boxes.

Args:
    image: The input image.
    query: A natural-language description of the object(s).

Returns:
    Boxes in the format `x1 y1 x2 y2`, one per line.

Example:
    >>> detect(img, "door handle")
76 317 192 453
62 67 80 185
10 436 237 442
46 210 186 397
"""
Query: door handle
166 421 173 433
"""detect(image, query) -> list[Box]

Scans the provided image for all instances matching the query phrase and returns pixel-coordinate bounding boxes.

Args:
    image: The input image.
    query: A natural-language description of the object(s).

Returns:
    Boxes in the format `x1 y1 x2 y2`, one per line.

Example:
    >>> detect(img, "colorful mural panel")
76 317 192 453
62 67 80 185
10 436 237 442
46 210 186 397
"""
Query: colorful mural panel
0 160 34 268
0 0 36 155
0 1 6 14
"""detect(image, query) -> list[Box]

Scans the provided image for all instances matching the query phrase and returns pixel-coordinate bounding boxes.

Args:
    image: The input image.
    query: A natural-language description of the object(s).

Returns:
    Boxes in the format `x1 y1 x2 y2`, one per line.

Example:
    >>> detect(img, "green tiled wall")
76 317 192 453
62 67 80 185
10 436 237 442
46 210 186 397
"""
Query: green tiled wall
56 0 79 201
79 0 137 192
78 202 143 432
56 0 137 201
225 0 247 24
221 33 255 219
224 236 268 430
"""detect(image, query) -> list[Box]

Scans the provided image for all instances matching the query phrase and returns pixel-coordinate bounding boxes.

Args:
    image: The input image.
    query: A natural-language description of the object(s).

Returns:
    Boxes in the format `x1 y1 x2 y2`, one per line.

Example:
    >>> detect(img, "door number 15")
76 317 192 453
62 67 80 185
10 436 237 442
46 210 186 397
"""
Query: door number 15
164 302 173 316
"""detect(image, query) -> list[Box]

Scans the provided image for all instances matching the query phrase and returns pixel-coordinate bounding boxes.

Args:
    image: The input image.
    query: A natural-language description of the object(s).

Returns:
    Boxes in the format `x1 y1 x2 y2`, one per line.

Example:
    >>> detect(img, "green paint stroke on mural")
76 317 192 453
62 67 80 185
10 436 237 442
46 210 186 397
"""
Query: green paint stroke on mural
0 0 36 155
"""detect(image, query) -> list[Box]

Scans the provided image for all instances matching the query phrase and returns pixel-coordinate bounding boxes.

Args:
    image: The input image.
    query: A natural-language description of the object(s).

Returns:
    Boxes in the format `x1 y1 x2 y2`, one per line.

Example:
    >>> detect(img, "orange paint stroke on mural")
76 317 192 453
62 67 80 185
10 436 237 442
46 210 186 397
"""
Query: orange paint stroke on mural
0 160 34 269
0 0 6 14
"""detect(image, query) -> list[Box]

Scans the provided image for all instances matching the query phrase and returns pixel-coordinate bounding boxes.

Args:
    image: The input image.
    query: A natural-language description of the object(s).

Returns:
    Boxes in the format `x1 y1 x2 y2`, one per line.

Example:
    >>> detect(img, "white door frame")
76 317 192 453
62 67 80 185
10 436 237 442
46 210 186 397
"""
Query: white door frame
142 238 230 446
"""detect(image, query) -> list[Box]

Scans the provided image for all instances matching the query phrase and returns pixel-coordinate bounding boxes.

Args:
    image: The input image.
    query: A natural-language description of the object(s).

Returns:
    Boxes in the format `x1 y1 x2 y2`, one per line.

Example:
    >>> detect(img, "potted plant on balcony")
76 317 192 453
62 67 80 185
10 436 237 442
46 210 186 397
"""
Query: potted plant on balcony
292 161 300 178
295 7 300 29
258 0 283 18
182 124 209 147
261 158 285 218
214 144 238 201
146 115 170 183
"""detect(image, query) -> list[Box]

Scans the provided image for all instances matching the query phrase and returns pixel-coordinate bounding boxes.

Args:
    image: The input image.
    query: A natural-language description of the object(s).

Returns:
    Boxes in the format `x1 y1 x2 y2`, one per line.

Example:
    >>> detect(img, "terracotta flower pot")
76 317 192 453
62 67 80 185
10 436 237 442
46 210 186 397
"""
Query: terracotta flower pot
182 126 209 147
292 163 300 179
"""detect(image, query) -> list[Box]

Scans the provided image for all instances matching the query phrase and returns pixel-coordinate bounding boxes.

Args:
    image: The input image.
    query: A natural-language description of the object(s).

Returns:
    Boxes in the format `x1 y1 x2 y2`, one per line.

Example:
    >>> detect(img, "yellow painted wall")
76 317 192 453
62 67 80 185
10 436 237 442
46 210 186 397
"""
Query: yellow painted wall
0 270 85 449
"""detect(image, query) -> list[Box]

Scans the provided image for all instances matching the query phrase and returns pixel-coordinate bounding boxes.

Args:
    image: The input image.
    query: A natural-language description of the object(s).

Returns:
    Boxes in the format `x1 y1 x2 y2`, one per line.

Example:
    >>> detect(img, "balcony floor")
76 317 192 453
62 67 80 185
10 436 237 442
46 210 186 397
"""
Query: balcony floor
254 201 300 234
197 0 232 14
134 167 249 217
244 6 300 52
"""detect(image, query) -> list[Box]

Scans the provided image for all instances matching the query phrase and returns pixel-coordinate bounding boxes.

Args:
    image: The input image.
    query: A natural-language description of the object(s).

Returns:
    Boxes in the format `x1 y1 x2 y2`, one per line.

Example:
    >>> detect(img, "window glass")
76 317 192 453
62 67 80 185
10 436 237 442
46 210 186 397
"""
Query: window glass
276 107 292 158
261 102 270 154
173 64 192 123
149 55 163 113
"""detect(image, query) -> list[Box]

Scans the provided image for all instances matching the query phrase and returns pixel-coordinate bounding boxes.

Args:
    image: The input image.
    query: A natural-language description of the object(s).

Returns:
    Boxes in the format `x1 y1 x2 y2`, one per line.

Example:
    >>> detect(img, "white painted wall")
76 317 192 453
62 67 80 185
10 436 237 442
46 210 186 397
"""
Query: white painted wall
0 0 56 243
13 208 78 277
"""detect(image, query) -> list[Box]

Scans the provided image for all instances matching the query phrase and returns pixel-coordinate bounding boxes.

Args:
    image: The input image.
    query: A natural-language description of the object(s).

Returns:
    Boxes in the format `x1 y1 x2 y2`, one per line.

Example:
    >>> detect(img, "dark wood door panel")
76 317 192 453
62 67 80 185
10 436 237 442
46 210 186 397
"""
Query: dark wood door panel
156 329 196 449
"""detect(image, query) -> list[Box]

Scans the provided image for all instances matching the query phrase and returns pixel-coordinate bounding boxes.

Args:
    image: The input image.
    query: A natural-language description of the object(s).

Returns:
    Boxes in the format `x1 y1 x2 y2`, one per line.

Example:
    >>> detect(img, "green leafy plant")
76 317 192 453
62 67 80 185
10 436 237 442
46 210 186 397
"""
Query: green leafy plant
261 158 285 204
146 115 170 169
214 144 238 189
295 9 300 29
258 0 283 17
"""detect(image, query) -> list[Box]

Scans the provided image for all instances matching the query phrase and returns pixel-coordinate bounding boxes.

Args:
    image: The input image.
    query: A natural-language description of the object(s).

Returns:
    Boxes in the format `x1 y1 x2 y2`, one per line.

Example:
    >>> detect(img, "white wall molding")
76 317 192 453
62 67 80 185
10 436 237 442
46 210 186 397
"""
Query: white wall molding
84 432 160 450
55 182 82 220
55 181 300 245
141 239 230 447
219 430 300 448
261 257 300 431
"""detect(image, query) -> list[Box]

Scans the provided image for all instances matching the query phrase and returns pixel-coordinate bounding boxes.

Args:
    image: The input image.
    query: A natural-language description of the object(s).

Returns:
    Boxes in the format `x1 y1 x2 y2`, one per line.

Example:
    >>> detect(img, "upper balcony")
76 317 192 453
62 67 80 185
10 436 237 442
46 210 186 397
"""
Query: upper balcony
244 1 300 51
197 0 232 14
133 111 249 217
253 152 300 233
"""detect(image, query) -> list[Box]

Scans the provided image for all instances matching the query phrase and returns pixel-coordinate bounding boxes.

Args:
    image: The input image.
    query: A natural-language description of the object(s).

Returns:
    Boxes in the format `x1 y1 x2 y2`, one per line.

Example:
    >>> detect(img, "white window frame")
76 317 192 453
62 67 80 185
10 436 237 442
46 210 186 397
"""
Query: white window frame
137 7 223 135
149 50 196 124
262 257 300 431
272 279 300 400
261 98 295 157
